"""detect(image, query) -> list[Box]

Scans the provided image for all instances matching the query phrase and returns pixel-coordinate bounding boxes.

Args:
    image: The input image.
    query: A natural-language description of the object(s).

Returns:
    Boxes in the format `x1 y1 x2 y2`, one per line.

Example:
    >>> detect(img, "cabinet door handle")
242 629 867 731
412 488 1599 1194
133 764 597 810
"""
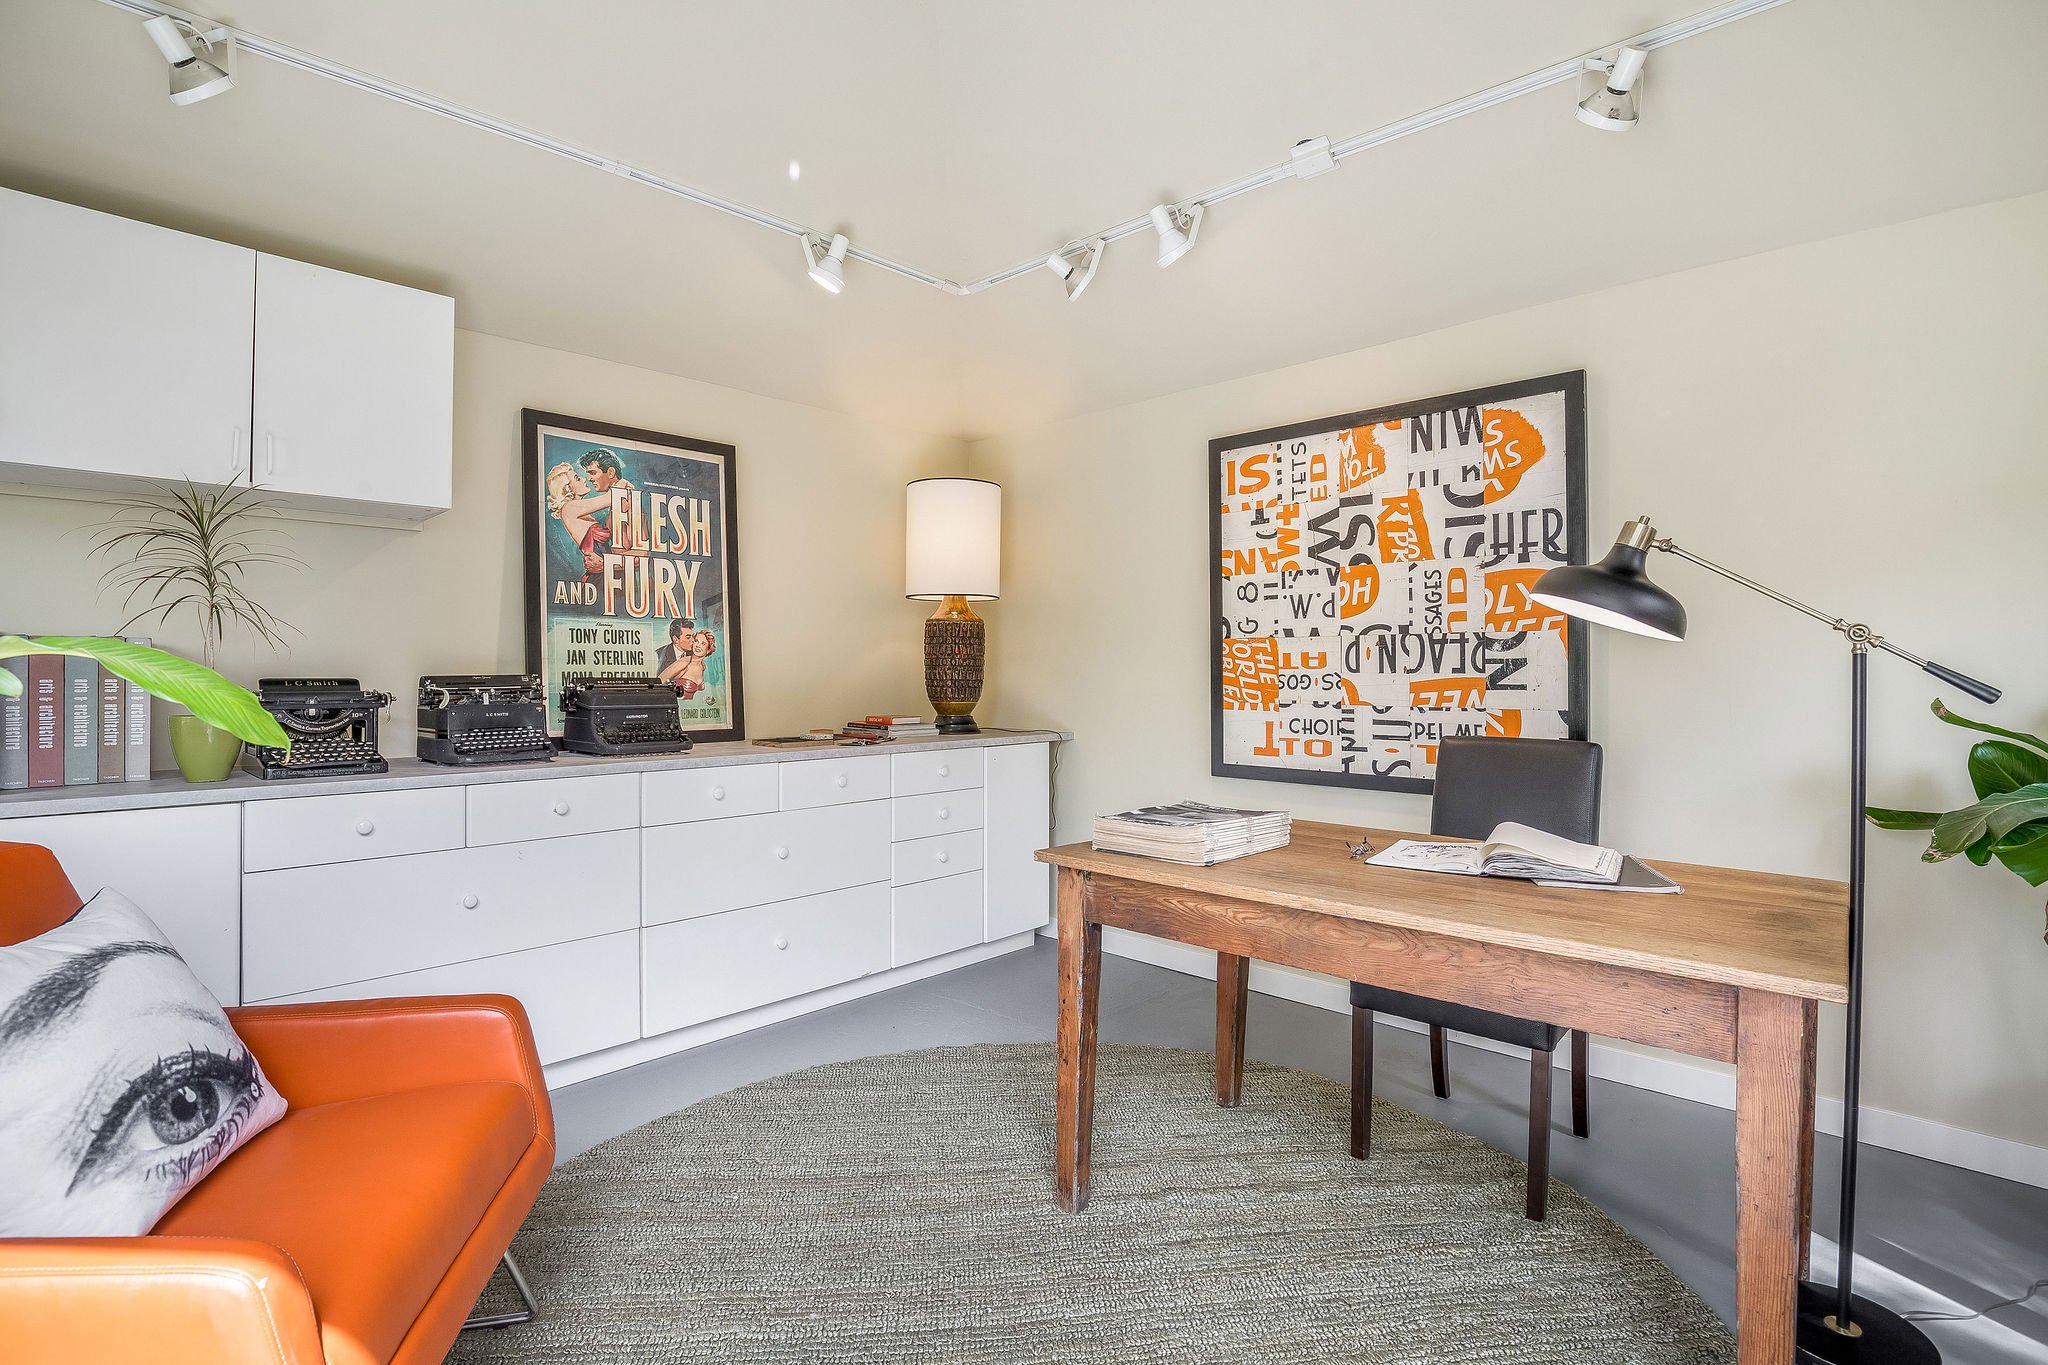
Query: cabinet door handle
937 764 950 778
263 431 276 475
552 801 571 816
710 785 726 801
461 893 480 909
937 850 951 864
354 819 375 836
774 845 791 861
936 807 951 821
772 934 790 951
834 773 849 788
228 425 246 481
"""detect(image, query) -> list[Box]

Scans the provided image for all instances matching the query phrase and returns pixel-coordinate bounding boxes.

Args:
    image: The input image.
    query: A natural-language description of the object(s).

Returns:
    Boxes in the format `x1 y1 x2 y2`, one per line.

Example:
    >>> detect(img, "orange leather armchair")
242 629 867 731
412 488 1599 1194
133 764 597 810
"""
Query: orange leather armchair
0 842 555 1365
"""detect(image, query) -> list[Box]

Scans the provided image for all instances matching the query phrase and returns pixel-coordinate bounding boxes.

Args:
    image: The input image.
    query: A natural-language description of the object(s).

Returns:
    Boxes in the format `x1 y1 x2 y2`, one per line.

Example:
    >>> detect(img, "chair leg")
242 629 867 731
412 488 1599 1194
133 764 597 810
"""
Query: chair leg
1350 1007 1373 1159
1429 1024 1450 1099
462 1251 539 1331
1571 1029 1590 1138
1526 1049 1553 1221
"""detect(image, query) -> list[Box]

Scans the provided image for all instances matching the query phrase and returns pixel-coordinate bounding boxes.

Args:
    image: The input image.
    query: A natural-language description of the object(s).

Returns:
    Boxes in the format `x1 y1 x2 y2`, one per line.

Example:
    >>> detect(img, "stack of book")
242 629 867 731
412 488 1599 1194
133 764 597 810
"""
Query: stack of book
1092 801 1293 866
1 637 153 790
832 715 941 740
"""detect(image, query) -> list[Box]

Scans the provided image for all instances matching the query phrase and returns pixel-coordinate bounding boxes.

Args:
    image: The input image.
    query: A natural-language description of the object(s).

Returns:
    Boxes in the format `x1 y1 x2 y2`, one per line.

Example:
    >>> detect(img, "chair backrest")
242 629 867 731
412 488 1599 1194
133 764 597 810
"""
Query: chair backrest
1428 737 1602 844
0 842 85 946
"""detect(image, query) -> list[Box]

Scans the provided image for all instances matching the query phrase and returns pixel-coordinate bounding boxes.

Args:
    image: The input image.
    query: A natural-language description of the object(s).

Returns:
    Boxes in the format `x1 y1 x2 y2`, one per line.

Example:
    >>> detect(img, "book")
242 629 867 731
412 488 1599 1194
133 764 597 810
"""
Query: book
863 715 925 726
97 663 125 782
1365 821 1675 890
845 719 939 736
0 654 25 790
1535 857 1680 894
27 654 62 788
1092 801 1292 866
123 636 151 781
63 656 96 785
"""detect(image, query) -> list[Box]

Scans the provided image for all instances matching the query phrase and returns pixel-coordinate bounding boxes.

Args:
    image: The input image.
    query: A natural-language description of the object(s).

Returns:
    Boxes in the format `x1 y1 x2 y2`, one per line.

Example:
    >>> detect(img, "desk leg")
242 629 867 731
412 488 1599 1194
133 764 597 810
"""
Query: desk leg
1735 989 1817 1365
1216 953 1250 1107
1795 998 1818 1281
1055 867 1101 1214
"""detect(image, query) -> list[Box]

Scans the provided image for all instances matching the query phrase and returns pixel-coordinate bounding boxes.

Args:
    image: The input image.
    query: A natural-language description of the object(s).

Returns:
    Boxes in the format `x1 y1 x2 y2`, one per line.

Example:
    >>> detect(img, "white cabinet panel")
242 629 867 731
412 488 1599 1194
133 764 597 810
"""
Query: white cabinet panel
892 748 984 797
891 788 984 843
779 754 889 809
252 253 453 516
467 773 638 846
642 762 778 826
0 188 255 488
641 883 890 1035
1 805 242 1004
892 872 984 966
243 785 465 871
641 802 889 924
257 930 640 1066
242 829 637 998
892 829 984 887
984 742 1052 939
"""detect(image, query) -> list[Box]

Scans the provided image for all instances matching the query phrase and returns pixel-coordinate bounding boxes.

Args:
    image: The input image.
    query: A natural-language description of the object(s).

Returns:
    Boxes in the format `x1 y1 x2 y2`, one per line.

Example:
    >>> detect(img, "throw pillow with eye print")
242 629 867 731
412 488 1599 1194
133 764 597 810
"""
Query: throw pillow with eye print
0 888 288 1236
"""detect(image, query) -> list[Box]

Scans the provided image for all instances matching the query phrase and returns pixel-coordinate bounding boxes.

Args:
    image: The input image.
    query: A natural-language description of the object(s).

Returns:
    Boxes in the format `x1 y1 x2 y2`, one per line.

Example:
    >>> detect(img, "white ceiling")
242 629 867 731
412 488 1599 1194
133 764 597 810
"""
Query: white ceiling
4 0 2046 437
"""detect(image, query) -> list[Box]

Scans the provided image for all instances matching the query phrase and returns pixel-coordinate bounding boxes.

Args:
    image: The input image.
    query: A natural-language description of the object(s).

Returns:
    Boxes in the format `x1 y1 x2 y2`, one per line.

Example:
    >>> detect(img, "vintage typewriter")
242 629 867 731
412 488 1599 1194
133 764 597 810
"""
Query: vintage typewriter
244 679 393 779
417 674 555 766
559 676 692 756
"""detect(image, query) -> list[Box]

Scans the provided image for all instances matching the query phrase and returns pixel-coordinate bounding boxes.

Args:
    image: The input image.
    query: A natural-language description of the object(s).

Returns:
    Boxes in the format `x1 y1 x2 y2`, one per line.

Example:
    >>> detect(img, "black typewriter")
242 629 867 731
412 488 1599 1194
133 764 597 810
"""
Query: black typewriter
560 676 692 756
244 679 393 779
417 675 555 766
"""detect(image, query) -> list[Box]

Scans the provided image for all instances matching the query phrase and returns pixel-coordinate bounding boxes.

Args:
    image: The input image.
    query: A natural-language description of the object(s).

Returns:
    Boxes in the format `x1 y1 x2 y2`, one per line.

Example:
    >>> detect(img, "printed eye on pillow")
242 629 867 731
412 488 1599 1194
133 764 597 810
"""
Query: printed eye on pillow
0 888 288 1237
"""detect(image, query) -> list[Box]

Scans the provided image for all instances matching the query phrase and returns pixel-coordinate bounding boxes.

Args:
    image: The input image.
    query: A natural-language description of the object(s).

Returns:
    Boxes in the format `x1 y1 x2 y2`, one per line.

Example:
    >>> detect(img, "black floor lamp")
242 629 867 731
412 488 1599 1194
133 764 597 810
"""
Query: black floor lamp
1532 516 2001 1365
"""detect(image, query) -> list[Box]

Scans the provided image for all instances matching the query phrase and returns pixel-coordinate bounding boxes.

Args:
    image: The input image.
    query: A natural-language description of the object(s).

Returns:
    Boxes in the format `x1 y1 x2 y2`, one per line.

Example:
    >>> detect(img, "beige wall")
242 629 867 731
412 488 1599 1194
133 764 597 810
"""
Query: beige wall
2 329 960 759
971 190 2048 1151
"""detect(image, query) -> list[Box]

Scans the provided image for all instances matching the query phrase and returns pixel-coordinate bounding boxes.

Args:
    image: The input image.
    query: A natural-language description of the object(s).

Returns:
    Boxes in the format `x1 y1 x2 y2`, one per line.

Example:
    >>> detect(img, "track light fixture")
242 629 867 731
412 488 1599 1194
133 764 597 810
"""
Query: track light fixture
1042 239 1103 302
142 12 236 105
1576 46 1646 131
802 233 850 294
1148 203 1203 269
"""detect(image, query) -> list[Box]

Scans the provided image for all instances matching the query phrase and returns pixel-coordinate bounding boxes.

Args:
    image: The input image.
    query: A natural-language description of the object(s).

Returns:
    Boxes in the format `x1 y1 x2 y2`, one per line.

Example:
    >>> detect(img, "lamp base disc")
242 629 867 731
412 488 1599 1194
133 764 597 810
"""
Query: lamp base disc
1796 1283 1940 1365
935 715 980 735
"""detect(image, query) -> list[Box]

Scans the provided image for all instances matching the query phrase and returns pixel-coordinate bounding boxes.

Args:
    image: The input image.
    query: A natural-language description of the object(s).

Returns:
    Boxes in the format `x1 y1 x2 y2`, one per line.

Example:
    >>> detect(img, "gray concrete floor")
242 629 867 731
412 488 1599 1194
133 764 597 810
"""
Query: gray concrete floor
551 940 2048 1364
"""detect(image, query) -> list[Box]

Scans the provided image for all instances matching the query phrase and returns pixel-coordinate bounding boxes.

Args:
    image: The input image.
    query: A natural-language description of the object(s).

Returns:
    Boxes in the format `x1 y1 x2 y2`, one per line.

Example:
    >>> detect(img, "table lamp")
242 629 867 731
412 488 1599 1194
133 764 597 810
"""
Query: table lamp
905 477 1000 734
1532 516 2000 1365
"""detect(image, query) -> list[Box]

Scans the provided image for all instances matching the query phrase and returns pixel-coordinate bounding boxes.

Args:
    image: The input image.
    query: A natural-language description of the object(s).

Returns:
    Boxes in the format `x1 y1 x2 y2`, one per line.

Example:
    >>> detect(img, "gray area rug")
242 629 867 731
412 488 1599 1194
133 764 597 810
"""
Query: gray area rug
451 1043 1733 1364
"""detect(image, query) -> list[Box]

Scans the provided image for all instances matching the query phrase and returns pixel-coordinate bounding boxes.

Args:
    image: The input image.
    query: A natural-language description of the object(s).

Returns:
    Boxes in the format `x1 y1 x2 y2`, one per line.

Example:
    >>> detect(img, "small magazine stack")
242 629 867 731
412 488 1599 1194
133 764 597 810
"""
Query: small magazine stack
1091 801 1292 866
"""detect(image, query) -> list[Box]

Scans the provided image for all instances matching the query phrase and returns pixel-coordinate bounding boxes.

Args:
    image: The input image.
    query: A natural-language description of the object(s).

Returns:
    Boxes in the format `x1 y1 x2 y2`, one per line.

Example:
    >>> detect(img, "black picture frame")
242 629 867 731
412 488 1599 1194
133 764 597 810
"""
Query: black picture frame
1208 370 1588 794
521 408 745 743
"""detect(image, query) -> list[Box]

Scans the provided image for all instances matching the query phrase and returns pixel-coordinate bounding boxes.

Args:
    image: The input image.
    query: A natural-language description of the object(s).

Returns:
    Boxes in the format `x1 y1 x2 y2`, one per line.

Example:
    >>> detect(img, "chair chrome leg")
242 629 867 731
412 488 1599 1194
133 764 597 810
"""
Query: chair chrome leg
462 1251 539 1331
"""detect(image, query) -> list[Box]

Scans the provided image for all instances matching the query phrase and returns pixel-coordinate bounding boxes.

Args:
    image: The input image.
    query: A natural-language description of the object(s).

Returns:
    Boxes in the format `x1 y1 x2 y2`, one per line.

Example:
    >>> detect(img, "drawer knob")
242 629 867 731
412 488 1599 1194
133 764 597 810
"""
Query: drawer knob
937 807 951 821
354 819 375 836
461 893 480 909
774 846 791 861
772 934 790 951
834 773 849 788
937 764 950 778
552 801 571 816
937 850 951 864
711 785 726 801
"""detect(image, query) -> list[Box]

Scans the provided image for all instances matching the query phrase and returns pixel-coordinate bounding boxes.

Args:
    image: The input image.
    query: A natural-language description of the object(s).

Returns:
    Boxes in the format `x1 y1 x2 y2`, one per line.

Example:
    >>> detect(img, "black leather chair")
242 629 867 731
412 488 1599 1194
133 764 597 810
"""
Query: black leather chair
1349 735 1603 1220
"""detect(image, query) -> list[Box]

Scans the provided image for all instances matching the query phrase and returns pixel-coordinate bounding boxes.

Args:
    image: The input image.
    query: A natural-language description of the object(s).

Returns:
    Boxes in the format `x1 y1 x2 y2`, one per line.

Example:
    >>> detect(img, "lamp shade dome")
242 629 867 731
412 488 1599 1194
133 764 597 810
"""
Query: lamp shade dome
1530 543 1686 641
906 478 1000 601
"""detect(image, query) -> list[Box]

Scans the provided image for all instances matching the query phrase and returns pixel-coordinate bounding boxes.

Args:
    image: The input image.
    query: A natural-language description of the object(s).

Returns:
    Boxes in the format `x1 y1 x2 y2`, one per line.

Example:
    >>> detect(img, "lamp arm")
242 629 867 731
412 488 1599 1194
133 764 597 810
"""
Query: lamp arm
1653 538 2002 704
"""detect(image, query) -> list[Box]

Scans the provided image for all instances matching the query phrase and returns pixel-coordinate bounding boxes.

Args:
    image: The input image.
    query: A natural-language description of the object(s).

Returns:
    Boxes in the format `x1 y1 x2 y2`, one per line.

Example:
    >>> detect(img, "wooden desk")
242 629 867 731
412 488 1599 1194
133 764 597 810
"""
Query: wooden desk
1037 822 1847 1365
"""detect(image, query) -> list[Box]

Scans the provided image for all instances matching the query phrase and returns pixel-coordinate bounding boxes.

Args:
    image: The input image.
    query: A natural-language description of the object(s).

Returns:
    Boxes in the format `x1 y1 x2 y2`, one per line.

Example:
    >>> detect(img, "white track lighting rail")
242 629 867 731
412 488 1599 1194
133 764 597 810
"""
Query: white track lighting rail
94 0 1793 298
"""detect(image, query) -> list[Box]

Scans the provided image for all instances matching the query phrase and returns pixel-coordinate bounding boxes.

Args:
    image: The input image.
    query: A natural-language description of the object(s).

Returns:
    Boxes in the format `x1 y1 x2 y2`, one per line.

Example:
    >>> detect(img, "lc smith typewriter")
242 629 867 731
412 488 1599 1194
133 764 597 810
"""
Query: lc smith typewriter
560 676 692 756
417 675 556 766
245 679 393 779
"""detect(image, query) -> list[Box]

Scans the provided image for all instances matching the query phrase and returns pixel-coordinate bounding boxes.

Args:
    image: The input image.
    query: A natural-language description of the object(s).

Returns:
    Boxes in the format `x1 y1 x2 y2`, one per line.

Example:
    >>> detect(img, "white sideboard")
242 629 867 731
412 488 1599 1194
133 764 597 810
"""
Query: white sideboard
0 733 1056 1085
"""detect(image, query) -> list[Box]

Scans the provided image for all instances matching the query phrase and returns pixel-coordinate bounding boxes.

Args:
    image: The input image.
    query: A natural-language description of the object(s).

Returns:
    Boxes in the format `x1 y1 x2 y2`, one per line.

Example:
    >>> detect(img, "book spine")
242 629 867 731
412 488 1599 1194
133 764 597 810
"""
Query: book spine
123 636 151 781
63 656 96 785
28 655 62 788
97 660 125 782
0 655 25 790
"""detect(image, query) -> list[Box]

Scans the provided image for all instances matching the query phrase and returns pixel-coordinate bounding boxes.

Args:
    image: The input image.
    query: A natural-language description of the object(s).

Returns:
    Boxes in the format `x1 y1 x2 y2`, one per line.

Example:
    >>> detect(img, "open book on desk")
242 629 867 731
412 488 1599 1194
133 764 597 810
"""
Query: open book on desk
1365 821 1680 893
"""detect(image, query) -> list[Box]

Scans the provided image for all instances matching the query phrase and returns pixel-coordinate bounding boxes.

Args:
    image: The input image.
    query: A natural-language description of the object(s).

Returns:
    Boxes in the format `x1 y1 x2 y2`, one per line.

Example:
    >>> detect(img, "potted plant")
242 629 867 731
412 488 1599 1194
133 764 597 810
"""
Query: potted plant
88 480 300 781
1868 699 2048 943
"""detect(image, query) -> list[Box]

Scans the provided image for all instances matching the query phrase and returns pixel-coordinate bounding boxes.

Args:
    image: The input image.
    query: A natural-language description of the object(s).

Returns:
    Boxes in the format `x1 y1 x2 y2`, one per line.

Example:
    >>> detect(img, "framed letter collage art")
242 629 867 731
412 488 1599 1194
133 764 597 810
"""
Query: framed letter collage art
1210 372 1587 794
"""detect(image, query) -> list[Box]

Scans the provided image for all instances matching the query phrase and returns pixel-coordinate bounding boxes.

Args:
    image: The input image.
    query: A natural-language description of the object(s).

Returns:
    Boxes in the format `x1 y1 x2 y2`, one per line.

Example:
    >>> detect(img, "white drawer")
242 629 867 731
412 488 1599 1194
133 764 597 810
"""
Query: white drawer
892 788 985 842
641 802 889 924
780 753 890 809
892 828 984 886
255 930 640 1066
641 883 890 1035
467 773 638 846
243 785 465 872
893 871 984 966
242 829 638 998
642 762 779 826
892 748 984 796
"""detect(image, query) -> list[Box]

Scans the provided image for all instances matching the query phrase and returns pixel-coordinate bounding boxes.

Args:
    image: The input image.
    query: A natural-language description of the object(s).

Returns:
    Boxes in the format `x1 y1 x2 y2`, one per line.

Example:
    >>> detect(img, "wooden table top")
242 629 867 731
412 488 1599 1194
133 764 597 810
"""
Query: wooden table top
1040 821 1848 1002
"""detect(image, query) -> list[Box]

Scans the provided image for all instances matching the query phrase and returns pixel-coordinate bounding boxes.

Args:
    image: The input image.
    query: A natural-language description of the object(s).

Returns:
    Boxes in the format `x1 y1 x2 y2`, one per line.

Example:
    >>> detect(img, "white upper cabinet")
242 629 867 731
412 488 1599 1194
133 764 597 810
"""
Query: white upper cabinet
0 187 255 489
253 254 454 517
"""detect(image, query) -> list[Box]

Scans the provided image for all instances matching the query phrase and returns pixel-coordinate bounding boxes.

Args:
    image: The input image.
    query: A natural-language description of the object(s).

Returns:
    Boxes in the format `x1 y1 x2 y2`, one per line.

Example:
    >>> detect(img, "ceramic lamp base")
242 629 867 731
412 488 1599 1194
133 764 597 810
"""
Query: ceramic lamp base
924 595 985 733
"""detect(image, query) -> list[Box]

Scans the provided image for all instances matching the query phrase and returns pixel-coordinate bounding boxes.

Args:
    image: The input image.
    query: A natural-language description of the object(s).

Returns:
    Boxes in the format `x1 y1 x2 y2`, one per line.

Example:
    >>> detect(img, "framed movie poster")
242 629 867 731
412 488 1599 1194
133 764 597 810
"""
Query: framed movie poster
1210 371 1586 794
522 409 745 742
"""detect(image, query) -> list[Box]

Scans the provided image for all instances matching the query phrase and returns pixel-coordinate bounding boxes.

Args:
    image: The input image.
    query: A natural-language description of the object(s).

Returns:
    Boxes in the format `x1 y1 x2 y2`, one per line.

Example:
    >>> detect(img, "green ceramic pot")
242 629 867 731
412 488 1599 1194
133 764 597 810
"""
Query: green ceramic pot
169 713 243 783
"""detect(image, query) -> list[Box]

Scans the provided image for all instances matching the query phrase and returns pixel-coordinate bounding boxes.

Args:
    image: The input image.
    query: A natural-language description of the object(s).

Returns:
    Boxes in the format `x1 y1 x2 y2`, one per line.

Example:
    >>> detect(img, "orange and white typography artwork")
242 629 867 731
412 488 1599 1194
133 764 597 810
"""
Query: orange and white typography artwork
1212 375 1583 791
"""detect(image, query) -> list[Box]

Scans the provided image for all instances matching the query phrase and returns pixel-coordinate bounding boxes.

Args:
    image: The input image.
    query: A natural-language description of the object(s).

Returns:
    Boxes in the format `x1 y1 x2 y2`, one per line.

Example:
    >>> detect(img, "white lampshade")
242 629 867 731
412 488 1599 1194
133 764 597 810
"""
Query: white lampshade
906 478 1000 601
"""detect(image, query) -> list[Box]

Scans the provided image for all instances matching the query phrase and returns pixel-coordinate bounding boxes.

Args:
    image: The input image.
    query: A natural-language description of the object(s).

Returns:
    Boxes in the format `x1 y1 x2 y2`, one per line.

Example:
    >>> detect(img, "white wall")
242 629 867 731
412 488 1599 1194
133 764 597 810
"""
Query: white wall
1 328 959 761
971 189 2048 1155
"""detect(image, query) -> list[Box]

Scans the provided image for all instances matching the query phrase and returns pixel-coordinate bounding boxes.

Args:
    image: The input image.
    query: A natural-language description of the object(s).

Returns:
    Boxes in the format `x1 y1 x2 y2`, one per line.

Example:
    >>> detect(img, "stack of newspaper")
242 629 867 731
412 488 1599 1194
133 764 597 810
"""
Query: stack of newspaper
1092 801 1292 866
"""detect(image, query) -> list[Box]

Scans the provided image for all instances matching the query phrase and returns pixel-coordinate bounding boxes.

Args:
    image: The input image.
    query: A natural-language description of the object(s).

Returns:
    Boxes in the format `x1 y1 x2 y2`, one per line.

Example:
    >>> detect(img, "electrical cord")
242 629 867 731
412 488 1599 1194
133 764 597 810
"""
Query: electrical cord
1901 1277 2048 1322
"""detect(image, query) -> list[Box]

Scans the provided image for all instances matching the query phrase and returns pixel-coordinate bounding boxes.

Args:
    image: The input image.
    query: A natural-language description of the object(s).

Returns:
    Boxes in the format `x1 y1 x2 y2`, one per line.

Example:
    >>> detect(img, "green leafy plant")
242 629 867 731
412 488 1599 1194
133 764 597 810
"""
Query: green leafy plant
0 635 287 749
1867 700 2048 942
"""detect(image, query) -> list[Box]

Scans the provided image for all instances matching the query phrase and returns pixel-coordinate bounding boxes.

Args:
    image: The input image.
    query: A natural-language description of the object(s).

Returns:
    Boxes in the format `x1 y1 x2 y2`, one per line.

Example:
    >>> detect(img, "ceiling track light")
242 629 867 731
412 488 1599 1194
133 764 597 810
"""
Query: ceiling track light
1576 46 1647 130
1042 239 1103 302
802 232 850 293
142 11 236 105
1148 203 1203 268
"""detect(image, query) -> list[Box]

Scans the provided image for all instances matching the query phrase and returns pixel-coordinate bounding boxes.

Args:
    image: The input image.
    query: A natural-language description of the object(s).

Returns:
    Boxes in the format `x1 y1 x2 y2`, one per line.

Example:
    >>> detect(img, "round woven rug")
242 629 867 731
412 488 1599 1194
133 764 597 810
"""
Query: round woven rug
451 1043 1733 1364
